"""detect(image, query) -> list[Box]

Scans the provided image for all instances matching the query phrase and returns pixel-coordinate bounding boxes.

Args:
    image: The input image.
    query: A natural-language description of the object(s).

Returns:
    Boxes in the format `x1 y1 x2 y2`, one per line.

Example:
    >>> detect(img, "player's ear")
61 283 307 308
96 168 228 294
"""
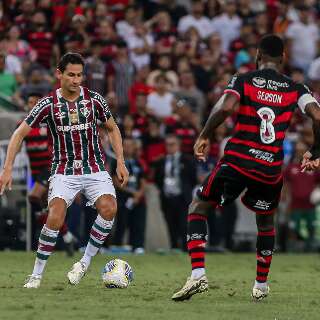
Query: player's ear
55 68 62 80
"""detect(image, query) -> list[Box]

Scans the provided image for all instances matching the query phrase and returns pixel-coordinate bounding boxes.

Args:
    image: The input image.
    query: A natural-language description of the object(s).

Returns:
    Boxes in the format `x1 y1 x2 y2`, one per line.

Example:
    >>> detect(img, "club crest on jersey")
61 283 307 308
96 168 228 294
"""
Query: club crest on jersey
252 77 266 88
80 106 90 118
70 109 78 124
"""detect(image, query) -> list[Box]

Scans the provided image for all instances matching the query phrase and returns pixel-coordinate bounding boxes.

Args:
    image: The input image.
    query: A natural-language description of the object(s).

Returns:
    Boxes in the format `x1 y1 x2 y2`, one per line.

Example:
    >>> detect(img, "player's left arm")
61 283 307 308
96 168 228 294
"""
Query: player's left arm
104 117 129 187
194 93 240 161
298 84 320 170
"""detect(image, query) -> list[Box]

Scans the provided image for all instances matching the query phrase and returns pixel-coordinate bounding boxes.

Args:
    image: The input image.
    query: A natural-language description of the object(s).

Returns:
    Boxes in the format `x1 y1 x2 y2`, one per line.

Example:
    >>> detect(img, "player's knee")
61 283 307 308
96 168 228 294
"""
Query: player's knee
97 196 117 220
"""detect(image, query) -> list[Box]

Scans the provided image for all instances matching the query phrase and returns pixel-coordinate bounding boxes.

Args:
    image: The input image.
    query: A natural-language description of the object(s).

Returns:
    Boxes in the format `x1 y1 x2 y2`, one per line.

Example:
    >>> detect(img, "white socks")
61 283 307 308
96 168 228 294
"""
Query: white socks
191 268 205 280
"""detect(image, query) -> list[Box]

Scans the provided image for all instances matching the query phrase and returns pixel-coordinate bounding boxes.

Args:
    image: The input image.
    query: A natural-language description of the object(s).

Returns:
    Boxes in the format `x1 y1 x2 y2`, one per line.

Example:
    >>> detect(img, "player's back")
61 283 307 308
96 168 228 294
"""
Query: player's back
223 68 310 184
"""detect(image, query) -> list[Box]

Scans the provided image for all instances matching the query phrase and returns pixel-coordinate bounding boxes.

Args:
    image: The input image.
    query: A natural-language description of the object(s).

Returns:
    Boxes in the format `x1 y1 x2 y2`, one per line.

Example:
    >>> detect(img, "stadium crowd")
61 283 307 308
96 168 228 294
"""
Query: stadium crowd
1 0 320 253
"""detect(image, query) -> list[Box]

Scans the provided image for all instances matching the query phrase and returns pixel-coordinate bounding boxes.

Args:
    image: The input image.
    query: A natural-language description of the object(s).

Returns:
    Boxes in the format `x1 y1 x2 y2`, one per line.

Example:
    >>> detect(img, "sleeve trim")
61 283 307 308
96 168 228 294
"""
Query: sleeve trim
297 93 320 114
223 89 241 100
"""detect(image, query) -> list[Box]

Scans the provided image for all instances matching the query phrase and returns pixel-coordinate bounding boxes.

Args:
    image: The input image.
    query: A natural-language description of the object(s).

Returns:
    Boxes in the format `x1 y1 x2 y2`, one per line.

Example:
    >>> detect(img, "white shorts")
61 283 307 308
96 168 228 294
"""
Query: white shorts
48 171 116 208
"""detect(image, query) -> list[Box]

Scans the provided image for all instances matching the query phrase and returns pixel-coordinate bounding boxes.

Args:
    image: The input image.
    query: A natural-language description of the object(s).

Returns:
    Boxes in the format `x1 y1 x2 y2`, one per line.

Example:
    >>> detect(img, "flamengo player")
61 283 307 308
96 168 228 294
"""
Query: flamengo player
172 35 320 301
0 53 129 288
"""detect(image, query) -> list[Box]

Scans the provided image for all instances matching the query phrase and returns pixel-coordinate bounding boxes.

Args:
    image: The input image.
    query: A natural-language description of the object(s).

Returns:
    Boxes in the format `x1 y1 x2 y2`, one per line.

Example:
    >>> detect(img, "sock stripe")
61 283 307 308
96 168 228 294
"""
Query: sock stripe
257 266 270 273
257 254 272 264
40 234 57 243
190 252 205 259
191 258 204 263
187 214 207 222
93 222 110 234
89 237 101 248
256 275 268 282
192 261 205 269
187 240 206 250
90 229 108 242
38 243 55 252
258 229 275 236
36 252 49 260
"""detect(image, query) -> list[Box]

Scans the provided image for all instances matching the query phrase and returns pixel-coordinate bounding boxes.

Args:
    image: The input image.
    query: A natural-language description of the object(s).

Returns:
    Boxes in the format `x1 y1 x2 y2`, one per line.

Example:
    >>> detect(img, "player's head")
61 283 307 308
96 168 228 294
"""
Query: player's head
27 92 42 110
255 34 284 69
165 135 181 155
56 52 85 93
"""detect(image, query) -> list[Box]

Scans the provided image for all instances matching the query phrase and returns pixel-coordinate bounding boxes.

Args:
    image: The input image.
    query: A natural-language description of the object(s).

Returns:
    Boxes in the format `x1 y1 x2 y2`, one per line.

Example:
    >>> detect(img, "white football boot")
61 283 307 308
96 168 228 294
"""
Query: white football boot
23 275 42 288
172 275 208 301
252 282 270 301
67 261 87 285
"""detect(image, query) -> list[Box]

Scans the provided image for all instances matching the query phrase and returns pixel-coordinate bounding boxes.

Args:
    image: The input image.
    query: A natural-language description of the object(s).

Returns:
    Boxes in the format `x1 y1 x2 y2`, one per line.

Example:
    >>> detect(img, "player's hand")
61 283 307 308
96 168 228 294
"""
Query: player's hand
194 137 210 162
116 161 129 187
301 151 320 172
0 169 13 195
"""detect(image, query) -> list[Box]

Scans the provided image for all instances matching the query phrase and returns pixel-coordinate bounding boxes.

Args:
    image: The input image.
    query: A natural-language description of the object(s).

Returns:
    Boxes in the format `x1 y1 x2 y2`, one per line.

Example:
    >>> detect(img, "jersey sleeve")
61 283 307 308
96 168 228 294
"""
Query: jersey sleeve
296 83 320 114
91 91 113 122
24 97 51 128
223 74 244 100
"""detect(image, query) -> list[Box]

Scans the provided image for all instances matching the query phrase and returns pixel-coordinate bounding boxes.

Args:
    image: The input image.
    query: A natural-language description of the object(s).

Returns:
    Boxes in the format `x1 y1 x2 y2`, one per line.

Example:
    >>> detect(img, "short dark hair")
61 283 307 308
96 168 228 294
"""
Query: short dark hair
57 52 85 72
258 34 284 58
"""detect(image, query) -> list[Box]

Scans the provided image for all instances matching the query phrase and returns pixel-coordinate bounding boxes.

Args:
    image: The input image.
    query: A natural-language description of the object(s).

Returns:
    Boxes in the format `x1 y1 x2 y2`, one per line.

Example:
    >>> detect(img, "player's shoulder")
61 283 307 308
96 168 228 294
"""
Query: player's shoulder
31 94 53 114
88 89 108 105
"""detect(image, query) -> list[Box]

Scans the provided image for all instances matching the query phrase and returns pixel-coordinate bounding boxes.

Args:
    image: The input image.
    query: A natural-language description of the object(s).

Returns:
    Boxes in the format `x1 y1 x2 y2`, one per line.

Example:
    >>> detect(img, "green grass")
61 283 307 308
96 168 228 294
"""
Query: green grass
0 252 319 320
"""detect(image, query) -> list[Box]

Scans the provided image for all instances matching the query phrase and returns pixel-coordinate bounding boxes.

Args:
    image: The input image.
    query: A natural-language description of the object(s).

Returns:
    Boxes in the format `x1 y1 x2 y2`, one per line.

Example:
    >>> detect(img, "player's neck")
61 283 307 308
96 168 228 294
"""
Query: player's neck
259 62 278 72
60 87 81 102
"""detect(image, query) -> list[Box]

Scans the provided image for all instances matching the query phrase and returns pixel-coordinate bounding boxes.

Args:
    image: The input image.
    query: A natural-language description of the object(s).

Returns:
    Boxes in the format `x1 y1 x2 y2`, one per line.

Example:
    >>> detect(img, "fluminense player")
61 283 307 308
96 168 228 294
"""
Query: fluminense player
0 52 129 288
172 34 320 301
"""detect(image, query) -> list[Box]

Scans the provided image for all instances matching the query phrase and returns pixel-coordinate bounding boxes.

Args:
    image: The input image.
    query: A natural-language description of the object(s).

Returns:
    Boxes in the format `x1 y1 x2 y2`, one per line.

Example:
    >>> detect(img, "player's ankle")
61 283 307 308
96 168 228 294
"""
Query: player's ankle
254 280 268 288
191 268 205 280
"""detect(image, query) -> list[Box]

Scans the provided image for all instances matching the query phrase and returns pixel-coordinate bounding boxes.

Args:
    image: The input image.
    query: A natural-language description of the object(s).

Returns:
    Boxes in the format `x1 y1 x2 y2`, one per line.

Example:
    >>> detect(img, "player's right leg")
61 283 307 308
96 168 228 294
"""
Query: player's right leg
24 198 67 288
24 174 80 288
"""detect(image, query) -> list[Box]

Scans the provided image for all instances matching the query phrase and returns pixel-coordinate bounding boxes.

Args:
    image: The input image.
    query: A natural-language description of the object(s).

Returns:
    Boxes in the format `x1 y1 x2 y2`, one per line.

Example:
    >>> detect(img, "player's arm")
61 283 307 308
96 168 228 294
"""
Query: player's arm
194 93 240 161
302 102 320 171
0 121 32 194
104 117 129 187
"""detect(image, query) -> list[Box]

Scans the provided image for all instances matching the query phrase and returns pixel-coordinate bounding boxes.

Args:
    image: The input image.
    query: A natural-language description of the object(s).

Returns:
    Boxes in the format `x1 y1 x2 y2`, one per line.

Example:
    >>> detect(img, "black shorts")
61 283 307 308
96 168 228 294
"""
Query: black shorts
197 162 283 214
33 169 50 189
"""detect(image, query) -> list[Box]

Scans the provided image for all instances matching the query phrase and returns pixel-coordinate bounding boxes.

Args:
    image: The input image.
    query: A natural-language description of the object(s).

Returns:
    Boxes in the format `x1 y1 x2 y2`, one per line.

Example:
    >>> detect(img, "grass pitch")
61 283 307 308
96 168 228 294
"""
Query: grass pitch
0 252 319 320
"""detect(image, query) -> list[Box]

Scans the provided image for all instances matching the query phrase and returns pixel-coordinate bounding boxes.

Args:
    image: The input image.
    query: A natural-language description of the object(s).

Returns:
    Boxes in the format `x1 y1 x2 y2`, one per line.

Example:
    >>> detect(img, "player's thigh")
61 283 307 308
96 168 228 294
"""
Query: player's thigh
48 174 82 208
83 171 116 208
197 162 245 207
243 179 283 215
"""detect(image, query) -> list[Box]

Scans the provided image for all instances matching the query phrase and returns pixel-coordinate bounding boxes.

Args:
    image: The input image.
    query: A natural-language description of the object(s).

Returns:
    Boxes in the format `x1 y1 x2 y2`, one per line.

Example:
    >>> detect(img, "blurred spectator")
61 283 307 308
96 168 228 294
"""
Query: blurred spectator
237 0 255 25
128 65 153 114
273 0 291 35
177 0 212 39
6 25 37 67
28 11 59 69
142 117 166 167
13 0 35 37
211 0 242 53
132 92 151 136
174 70 206 118
63 14 90 55
284 140 320 251
153 135 197 250
96 19 120 63
84 40 107 95
86 2 113 33
116 5 138 42
112 137 147 254
147 74 174 119
147 54 179 89
285 4 319 72
0 52 18 99
107 41 135 116
18 68 52 103
120 114 141 139
166 100 198 155
253 11 269 39
126 22 154 70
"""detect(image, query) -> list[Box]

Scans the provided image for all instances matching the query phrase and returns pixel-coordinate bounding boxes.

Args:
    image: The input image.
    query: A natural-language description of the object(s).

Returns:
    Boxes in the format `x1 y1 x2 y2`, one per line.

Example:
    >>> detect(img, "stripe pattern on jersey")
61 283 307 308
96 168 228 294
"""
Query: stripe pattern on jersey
222 70 304 184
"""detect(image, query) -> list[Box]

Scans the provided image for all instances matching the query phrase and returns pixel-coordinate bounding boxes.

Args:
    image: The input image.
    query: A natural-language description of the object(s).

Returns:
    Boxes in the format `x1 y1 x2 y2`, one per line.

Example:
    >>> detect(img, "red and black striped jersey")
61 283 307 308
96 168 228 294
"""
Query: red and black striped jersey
24 124 51 177
222 68 318 184
24 87 113 176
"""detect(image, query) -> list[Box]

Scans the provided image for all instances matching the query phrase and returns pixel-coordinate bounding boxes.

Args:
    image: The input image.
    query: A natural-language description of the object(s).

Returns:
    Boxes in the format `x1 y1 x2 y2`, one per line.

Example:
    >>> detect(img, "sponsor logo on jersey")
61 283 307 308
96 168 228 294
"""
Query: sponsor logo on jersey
257 91 283 104
260 250 273 256
54 111 66 120
57 122 92 132
31 98 51 117
228 76 237 88
249 148 274 162
253 77 266 88
266 80 289 91
54 102 64 108
73 160 83 169
254 199 271 210
93 93 108 107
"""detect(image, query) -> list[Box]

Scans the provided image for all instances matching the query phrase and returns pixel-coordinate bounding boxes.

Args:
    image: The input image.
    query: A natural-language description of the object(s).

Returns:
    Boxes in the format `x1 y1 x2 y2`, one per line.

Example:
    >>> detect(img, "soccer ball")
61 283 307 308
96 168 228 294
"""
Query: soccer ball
101 259 133 288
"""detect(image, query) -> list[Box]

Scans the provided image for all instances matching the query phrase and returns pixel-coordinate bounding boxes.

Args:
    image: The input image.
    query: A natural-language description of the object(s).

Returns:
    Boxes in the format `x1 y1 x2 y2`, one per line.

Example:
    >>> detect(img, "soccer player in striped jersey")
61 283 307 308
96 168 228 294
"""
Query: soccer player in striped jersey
172 34 320 301
0 52 129 288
